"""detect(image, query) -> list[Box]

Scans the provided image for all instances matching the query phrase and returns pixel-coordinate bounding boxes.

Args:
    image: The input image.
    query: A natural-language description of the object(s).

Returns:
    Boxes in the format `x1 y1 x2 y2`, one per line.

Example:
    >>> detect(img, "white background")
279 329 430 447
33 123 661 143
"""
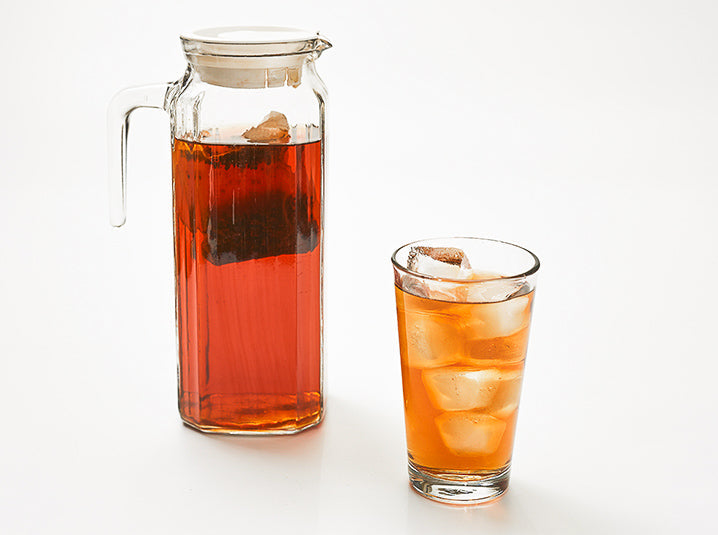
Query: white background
1 1 717 533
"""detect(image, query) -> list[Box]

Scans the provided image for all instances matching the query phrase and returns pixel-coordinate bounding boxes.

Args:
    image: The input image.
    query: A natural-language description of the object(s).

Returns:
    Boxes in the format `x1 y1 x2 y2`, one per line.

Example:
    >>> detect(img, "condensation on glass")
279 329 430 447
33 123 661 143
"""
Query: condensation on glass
108 27 331 434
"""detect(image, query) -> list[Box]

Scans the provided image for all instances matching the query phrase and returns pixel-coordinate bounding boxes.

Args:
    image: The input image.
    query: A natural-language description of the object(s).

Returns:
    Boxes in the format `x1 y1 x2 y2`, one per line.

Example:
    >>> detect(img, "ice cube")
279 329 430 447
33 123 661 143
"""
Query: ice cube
466 294 531 339
422 368 498 411
422 367 522 412
423 280 470 303
407 246 472 279
488 369 522 419
492 401 519 420
435 412 506 455
399 274 430 299
465 275 528 303
242 111 290 143
397 271 462 301
404 311 462 369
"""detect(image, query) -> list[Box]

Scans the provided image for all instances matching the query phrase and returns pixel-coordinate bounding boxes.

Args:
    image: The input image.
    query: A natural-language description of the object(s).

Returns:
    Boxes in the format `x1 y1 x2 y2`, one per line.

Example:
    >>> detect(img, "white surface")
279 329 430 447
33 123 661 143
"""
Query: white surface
1 1 717 533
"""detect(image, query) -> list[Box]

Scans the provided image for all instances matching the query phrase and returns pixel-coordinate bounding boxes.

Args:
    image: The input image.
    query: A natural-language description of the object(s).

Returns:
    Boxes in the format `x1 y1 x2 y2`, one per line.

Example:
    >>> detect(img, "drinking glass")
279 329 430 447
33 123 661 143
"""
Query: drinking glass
392 237 539 504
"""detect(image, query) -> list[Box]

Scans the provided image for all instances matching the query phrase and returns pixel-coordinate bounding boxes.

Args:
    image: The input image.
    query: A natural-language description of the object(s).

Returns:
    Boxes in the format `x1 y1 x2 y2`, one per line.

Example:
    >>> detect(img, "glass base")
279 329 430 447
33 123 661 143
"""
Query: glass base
178 392 323 435
180 408 323 435
408 461 510 505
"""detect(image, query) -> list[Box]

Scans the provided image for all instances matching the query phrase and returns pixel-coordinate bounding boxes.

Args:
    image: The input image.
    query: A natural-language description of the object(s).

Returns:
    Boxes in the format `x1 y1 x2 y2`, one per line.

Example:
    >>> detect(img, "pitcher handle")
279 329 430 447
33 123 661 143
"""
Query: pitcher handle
107 83 171 227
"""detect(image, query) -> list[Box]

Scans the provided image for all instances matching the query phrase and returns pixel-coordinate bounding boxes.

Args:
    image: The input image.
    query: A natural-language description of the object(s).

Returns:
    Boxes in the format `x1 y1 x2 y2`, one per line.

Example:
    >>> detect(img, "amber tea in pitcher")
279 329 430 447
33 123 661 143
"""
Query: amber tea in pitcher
173 136 322 431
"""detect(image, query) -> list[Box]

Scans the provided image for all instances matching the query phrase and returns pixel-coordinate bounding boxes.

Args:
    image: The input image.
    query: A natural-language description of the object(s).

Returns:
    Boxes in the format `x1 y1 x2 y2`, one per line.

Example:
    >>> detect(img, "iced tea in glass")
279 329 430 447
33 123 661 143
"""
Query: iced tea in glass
392 238 539 504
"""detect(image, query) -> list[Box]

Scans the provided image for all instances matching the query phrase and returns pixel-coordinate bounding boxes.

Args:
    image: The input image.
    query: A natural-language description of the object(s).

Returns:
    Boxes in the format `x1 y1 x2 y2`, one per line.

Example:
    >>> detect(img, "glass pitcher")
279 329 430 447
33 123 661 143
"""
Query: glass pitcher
108 27 331 434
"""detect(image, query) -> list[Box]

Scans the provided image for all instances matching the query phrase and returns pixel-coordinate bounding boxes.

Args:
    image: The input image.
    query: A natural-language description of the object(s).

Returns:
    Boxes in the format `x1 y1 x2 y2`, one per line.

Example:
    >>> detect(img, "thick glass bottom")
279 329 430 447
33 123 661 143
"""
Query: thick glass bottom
181 412 323 435
179 392 323 435
408 460 510 505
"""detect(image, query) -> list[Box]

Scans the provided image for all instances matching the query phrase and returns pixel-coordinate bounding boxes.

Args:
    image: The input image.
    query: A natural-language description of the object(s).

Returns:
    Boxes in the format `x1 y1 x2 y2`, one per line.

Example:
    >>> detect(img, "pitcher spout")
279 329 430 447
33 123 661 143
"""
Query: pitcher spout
313 35 332 57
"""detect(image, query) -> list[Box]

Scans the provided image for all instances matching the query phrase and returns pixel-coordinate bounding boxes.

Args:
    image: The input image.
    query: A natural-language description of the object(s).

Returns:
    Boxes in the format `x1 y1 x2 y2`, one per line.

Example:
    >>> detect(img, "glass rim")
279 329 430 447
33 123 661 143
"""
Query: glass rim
391 236 540 284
